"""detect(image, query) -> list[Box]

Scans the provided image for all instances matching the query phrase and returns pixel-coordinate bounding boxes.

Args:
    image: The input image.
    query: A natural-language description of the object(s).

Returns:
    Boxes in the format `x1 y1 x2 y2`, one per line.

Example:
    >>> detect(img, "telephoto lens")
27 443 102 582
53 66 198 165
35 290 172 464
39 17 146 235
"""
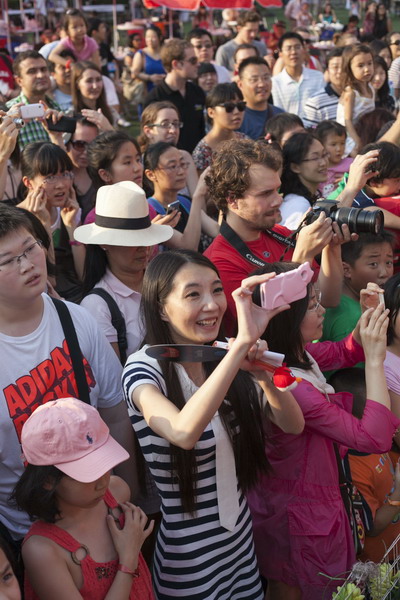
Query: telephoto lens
305 200 384 234
333 206 384 234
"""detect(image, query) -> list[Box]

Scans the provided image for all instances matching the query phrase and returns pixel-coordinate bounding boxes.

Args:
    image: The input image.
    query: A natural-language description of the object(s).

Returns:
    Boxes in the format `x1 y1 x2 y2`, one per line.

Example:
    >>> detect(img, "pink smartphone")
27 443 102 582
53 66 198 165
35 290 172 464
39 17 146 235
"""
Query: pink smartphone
260 262 314 310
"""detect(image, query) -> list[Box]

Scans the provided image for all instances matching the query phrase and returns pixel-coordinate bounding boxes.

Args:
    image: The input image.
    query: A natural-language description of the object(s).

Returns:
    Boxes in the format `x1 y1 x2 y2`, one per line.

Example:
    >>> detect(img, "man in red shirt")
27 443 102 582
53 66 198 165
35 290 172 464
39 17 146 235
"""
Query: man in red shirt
204 138 348 333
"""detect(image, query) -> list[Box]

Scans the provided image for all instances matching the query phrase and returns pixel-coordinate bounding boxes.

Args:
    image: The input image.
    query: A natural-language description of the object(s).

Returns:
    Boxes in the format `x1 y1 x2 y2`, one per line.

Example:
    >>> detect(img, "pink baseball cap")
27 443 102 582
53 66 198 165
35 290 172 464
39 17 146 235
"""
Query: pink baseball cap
21 398 129 483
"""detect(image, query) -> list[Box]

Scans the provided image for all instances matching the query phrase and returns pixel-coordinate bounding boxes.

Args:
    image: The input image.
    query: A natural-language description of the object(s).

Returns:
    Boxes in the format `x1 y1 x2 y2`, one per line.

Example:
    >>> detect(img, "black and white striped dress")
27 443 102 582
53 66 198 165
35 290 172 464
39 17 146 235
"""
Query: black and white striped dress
122 348 263 600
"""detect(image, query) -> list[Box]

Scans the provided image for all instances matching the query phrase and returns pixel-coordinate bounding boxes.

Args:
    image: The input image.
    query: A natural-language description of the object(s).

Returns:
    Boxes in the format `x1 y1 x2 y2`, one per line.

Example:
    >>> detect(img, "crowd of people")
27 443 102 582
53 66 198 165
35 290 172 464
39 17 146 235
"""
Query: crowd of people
3 3 400 600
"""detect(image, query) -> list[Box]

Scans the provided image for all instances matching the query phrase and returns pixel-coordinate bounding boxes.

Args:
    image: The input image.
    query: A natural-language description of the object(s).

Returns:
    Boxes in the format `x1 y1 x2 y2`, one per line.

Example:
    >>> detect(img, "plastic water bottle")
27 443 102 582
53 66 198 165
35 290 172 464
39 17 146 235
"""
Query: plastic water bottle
108 61 116 80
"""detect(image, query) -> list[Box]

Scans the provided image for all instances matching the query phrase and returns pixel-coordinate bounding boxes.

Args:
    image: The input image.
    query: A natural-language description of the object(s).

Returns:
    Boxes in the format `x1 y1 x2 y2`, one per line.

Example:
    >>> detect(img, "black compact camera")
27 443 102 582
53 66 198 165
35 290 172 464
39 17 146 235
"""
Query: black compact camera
304 200 384 235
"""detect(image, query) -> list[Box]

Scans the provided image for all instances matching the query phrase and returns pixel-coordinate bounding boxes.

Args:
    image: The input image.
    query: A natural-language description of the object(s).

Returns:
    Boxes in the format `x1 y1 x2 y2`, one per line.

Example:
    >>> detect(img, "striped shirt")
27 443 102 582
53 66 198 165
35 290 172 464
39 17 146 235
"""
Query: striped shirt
122 348 263 600
302 83 340 127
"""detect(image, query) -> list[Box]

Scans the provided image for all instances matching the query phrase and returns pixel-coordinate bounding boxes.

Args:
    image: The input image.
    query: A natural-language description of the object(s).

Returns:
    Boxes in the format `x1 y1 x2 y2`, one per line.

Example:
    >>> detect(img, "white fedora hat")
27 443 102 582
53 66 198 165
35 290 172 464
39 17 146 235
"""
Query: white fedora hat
74 181 173 247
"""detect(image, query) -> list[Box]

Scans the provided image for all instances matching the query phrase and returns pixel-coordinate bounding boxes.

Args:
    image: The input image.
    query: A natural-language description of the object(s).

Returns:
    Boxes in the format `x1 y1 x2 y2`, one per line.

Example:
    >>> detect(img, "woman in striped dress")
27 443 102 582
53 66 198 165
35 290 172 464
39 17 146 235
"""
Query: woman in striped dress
122 250 304 600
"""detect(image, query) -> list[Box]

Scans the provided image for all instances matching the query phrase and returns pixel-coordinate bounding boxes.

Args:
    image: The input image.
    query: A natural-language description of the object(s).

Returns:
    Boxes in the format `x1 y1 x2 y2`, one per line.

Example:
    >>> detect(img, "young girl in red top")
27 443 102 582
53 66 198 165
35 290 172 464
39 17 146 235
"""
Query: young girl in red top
13 397 154 600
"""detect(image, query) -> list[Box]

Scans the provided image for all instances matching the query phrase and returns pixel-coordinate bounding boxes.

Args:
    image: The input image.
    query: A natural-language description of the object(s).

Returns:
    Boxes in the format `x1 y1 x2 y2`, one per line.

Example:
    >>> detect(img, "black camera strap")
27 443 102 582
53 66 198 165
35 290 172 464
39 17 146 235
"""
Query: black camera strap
220 220 296 268
265 228 296 249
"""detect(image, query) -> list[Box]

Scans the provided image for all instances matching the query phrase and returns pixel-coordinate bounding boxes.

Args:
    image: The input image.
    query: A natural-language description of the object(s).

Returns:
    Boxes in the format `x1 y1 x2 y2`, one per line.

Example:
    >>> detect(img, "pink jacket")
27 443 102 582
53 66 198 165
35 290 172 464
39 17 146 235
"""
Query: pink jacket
247 335 400 600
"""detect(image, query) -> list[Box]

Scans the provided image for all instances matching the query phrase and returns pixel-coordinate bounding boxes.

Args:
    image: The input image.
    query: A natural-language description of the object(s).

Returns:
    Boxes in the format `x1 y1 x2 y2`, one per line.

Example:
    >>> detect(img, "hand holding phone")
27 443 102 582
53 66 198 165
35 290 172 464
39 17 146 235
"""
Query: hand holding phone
46 115 76 133
166 200 180 214
19 103 45 120
259 262 314 310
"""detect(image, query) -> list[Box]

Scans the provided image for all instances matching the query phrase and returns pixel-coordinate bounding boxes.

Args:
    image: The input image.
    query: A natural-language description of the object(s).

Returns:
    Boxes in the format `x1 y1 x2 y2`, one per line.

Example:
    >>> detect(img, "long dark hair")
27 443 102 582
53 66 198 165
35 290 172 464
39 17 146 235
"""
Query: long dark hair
11 464 64 523
143 141 175 197
82 244 108 296
21 142 73 180
280 132 321 204
385 272 400 346
71 61 113 125
252 262 313 369
206 82 243 125
373 55 392 109
87 131 139 190
20 141 73 201
140 249 269 513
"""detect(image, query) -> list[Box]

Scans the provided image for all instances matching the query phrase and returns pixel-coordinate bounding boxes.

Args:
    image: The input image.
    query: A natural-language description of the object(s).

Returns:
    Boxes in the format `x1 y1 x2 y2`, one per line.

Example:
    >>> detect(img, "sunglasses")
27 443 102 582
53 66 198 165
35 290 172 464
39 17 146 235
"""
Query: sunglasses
70 140 88 150
185 56 198 65
217 101 247 113
391 40 400 46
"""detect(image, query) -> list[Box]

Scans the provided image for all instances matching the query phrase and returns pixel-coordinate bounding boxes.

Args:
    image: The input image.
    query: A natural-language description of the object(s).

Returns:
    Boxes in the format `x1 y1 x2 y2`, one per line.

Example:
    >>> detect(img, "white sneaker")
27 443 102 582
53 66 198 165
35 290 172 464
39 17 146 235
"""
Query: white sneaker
117 117 131 127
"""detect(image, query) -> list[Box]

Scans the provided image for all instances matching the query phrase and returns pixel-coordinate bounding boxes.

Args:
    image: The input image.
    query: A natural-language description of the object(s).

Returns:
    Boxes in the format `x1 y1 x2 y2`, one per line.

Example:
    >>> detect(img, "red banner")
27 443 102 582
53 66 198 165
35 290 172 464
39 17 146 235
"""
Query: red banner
142 0 282 11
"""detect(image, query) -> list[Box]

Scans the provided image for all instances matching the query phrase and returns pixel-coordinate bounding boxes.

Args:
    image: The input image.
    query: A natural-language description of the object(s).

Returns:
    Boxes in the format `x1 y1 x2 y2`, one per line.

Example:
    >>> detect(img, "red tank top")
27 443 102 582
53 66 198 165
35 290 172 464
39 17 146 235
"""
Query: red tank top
23 489 154 600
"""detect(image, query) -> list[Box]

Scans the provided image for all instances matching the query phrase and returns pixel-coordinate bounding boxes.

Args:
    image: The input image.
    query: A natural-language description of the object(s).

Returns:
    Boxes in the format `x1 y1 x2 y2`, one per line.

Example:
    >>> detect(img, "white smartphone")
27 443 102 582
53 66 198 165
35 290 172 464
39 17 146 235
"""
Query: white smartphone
19 104 45 119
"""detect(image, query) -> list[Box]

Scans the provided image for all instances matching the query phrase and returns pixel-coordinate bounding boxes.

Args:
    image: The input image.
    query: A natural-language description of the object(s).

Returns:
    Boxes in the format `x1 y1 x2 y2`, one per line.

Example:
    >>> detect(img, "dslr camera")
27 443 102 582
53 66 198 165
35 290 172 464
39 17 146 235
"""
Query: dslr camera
304 200 384 235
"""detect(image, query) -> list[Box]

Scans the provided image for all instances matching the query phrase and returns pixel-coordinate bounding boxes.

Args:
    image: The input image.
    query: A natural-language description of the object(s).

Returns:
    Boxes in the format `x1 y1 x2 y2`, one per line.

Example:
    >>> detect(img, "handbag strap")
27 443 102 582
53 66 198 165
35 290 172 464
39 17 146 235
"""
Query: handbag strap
334 443 352 520
85 288 127 365
51 298 91 404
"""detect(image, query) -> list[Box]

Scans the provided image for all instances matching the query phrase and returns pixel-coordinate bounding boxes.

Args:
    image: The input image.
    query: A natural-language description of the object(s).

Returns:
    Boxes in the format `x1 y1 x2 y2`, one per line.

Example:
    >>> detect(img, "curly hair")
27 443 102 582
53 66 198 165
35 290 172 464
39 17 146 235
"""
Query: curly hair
205 138 282 213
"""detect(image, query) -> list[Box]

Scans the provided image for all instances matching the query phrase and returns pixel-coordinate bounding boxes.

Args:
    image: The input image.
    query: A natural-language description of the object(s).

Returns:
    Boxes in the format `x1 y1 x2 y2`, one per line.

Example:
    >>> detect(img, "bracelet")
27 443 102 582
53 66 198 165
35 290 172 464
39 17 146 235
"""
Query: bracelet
387 497 400 506
68 240 81 246
118 564 140 578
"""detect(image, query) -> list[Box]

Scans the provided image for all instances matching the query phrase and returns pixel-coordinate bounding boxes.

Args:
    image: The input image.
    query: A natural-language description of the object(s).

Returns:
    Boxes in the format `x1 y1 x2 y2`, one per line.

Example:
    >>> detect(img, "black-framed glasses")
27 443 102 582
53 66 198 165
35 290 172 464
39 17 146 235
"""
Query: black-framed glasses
70 140 88 150
217 101 246 113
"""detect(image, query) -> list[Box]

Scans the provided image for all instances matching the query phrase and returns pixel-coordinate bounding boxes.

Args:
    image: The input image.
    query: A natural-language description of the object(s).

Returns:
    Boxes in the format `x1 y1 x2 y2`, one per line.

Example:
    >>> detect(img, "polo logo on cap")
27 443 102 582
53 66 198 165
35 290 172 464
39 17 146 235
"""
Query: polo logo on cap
86 433 93 444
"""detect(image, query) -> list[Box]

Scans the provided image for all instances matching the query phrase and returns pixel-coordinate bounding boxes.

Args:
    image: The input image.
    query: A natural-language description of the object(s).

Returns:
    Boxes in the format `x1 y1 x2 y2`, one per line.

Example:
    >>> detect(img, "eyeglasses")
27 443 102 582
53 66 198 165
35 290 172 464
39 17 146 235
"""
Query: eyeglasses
216 101 247 113
391 39 400 45
281 44 303 53
42 172 74 185
0 240 43 272
149 121 183 130
307 290 322 312
157 161 190 173
242 75 272 84
69 140 88 150
301 151 329 163
192 43 212 49
185 56 198 65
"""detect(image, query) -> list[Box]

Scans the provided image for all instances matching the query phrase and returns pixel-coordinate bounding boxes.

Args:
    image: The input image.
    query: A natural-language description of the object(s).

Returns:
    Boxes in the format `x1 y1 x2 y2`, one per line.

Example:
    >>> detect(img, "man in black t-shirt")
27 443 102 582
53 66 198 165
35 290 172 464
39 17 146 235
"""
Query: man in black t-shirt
143 39 205 153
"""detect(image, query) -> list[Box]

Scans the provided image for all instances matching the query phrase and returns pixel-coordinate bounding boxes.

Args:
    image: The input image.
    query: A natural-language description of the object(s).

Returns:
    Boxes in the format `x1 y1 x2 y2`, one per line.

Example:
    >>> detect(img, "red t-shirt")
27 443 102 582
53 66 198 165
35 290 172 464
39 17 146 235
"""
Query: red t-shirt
204 225 294 335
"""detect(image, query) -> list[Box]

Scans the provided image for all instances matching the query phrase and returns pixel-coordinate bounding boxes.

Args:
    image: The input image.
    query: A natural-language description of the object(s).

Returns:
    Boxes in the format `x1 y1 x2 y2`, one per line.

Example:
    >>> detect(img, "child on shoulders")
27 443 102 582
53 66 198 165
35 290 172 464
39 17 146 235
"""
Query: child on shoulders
315 120 353 197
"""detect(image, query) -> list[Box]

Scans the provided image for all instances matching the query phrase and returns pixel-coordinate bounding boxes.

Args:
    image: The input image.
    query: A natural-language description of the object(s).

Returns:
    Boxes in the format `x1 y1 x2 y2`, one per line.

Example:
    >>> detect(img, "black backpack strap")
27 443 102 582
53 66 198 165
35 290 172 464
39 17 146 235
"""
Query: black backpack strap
85 288 127 365
51 297 91 404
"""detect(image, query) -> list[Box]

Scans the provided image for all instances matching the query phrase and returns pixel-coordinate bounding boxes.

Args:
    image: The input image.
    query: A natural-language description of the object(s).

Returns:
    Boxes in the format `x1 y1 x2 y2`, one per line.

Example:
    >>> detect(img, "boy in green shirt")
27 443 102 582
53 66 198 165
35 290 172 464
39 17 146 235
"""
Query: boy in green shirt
322 231 394 376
